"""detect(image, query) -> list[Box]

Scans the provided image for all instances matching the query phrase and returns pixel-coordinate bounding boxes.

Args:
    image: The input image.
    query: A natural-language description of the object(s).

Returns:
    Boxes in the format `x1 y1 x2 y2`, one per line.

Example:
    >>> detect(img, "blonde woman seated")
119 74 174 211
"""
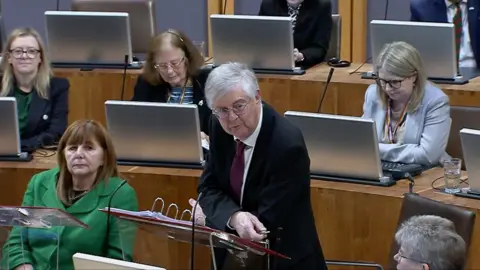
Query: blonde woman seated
2 120 138 270
394 215 466 270
362 41 450 167
1 28 69 150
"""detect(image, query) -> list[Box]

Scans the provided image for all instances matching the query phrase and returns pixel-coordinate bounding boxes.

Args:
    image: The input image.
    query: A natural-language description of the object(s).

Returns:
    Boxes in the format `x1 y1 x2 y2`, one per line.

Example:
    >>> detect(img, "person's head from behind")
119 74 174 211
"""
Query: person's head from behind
143 29 204 87
394 215 466 270
205 62 262 141
0 27 52 98
375 41 427 111
56 120 118 205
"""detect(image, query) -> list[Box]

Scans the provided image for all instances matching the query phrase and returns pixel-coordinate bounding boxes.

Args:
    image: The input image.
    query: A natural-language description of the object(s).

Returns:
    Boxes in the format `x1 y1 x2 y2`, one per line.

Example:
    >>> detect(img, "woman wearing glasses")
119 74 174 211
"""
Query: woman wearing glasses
132 29 212 139
0 28 69 150
362 41 451 167
394 215 466 270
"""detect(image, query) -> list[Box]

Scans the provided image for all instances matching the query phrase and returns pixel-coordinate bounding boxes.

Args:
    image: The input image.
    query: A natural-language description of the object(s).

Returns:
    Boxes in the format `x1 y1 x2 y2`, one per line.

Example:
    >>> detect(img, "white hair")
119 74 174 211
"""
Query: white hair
395 215 466 270
205 62 259 109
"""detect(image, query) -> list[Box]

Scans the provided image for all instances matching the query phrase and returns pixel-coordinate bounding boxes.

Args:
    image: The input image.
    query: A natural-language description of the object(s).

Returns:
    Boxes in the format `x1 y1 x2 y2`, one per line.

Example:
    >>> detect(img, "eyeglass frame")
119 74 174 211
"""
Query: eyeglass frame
153 57 185 71
375 77 408 90
212 98 257 119
395 251 429 267
9 47 41 59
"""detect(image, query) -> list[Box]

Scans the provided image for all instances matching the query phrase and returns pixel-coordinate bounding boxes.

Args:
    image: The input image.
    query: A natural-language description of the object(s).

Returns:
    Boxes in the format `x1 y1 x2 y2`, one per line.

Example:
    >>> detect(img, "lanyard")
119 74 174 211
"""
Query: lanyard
386 101 408 143
167 79 190 104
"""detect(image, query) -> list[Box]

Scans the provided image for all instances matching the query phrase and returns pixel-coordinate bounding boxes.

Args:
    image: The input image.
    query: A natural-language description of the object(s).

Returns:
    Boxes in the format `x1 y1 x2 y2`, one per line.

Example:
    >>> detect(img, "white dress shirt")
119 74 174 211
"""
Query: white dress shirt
445 0 477 68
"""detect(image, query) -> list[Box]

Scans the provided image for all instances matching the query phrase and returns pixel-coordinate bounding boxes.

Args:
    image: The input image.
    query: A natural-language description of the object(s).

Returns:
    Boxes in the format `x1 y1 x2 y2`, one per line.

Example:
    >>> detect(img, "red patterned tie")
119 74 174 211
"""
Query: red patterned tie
230 140 246 202
451 1 462 68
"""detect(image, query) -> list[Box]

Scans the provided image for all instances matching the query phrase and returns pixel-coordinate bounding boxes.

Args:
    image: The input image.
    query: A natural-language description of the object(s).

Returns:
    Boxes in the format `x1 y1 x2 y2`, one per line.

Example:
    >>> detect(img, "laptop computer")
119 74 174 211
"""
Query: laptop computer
72 0 156 56
455 128 480 199
284 111 423 186
73 253 165 269
45 11 140 69
105 100 204 168
364 20 479 85
210 14 304 75
0 97 32 162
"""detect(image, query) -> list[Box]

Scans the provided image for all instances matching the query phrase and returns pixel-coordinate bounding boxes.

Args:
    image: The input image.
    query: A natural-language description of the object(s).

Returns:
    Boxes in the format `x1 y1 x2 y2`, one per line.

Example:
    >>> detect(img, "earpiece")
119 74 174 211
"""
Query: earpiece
327 57 351 68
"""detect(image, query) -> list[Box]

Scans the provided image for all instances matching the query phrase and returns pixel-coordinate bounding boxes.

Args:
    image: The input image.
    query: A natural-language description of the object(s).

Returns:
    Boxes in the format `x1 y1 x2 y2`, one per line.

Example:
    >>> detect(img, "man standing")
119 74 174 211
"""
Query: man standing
410 0 479 68
197 62 326 269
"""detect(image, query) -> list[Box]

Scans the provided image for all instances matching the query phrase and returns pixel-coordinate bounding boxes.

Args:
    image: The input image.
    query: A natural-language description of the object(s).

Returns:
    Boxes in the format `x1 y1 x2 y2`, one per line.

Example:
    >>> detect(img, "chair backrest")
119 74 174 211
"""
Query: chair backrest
388 193 475 269
447 106 480 169
325 14 341 60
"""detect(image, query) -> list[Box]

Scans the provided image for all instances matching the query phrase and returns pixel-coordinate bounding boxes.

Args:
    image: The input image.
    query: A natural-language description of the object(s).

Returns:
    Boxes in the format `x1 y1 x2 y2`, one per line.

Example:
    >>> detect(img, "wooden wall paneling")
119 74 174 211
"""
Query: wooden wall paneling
337 0 353 61
351 0 368 63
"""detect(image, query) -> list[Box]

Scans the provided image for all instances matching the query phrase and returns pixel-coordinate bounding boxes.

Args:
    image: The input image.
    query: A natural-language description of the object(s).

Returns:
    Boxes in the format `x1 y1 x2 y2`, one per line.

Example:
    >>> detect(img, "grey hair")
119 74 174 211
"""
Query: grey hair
205 62 259 109
395 215 466 270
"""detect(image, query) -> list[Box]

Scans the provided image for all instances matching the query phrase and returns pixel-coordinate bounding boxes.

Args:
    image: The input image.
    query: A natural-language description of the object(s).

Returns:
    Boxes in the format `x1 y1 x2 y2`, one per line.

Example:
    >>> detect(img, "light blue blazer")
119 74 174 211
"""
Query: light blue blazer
362 82 451 167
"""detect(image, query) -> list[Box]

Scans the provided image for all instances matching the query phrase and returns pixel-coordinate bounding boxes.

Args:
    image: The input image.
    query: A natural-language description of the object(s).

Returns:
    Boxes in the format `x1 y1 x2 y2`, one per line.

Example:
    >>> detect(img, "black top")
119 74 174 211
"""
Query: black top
131 68 212 134
259 0 333 68
199 103 326 269
5 77 70 151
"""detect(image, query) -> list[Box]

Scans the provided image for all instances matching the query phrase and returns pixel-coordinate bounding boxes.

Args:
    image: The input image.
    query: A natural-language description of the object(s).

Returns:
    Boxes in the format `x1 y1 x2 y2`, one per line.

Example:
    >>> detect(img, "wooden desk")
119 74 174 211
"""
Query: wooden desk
53 64 480 127
0 155 468 269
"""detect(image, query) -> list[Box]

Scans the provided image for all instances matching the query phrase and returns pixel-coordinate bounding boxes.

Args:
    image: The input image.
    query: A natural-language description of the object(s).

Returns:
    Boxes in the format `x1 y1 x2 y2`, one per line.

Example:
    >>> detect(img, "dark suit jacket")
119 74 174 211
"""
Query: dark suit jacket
198 103 326 270
410 0 480 67
131 68 212 134
259 0 332 68
6 77 69 150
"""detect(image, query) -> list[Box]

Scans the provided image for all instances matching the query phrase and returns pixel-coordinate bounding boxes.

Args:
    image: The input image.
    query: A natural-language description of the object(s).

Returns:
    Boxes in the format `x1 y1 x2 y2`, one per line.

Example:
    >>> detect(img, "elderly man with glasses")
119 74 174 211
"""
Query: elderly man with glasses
192 62 326 270
394 215 466 270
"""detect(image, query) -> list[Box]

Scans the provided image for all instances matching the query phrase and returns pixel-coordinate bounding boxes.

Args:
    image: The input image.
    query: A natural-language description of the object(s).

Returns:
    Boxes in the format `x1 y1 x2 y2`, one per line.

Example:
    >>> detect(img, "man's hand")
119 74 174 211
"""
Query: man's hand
293 48 304 62
200 132 210 144
229 212 267 241
189 198 206 225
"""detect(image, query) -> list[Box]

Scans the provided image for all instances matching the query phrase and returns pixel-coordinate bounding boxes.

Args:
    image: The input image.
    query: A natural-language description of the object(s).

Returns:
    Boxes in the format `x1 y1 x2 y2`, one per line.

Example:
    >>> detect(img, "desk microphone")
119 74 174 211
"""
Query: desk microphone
120 54 129 101
190 192 203 270
104 180 128 255
316 67 335 113
405 173 415 194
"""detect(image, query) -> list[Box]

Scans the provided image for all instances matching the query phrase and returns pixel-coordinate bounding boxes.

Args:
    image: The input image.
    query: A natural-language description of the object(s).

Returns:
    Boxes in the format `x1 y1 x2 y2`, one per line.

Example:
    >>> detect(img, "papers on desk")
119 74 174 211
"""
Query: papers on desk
102 207 192 226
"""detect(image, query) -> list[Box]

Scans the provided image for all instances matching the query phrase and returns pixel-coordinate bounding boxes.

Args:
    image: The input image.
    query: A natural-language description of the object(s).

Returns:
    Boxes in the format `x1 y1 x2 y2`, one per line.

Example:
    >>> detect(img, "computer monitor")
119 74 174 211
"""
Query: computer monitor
0 97 32 162
73 253 165 269
367 20 477 85
105 100 204 168
72 0 156 55
45 11 135 69
460 128 480 193
284 111 388 183
210 14 304 75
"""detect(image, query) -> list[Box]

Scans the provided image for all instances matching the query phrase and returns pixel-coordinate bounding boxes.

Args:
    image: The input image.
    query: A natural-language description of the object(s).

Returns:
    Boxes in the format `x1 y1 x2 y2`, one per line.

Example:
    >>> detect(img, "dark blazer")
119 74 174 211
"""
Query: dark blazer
410 0 480 67
198 103 326 270
259 0 333 68
131 68 212 134
6 77 69 150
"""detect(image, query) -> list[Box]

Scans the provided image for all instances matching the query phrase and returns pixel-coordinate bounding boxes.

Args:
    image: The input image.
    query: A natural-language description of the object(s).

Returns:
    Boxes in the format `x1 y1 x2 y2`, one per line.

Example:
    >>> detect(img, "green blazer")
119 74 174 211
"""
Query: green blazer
2 168 139 270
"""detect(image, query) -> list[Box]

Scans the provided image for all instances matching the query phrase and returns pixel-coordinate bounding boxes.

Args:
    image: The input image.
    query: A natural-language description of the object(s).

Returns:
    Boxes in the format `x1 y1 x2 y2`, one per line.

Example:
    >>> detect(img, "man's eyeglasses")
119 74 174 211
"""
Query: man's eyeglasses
212 100 252 119
375 78 406 89
9 48 40 59
154 57 184 71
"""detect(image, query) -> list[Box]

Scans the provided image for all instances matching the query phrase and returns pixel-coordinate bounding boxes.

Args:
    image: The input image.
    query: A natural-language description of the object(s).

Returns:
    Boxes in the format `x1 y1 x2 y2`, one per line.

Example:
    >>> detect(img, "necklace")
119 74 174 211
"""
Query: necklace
69 190 88 201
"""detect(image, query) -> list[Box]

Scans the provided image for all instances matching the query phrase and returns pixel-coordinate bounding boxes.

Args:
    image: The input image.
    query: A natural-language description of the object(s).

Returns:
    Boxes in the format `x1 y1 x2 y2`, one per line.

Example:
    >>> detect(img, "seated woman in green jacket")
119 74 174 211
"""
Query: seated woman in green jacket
2 119 139 270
